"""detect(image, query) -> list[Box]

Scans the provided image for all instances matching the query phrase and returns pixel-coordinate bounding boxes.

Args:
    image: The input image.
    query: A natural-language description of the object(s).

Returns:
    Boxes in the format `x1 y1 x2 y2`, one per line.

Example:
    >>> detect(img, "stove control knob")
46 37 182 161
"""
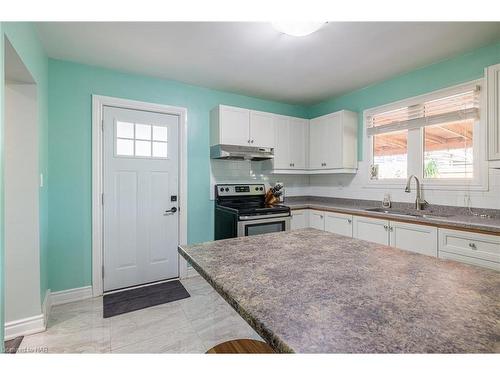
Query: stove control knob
225 188 229 192
260 187 264 191
220 187 224 192
255 187 259 191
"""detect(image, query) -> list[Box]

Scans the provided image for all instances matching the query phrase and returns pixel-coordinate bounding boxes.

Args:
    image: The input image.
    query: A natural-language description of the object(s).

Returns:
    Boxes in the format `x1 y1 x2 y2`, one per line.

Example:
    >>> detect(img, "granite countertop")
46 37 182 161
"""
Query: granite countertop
285 196 500 234
179 229 500 353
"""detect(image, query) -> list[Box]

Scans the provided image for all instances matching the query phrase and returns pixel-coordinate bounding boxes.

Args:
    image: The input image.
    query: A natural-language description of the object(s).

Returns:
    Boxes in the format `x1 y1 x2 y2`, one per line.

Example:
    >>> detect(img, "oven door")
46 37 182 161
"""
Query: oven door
237 216 291 237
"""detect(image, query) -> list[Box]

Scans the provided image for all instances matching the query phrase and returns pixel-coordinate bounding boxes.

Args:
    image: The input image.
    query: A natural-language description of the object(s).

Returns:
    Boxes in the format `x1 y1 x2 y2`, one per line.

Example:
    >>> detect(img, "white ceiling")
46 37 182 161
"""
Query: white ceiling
36 22 500 105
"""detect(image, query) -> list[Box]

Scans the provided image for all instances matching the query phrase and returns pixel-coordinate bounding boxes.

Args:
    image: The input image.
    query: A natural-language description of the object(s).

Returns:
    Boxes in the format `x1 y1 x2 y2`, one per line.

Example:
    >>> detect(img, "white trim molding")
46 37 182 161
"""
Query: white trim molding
5 314 45 340
42 289 52 327
363 79 489 192
50 286 93 306
92 95 188 296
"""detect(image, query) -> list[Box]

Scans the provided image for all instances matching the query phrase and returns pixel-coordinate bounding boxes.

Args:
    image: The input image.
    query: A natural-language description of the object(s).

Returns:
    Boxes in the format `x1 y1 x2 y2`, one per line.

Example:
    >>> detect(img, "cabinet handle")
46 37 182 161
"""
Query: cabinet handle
347 219 352 224
389 226 394 232
250 139 254 144
247 139 251 143
469 242 477 249
384 225 388 230
289 163 293 167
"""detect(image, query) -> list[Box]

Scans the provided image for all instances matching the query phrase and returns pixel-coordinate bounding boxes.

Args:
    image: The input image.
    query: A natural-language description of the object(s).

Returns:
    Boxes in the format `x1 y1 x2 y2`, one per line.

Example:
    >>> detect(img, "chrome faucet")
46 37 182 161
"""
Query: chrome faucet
405 175 427 210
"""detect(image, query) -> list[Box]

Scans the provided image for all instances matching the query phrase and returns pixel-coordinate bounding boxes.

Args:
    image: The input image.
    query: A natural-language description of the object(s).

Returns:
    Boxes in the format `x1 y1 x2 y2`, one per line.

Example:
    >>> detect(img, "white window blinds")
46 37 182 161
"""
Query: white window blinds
366 86 480 136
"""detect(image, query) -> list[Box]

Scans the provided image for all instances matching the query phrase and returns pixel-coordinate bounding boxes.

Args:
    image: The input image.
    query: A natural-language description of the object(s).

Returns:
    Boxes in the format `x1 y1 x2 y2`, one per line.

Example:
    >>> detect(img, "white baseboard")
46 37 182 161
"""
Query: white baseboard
42 289 52 327
4 314 45 340
51 285 93 306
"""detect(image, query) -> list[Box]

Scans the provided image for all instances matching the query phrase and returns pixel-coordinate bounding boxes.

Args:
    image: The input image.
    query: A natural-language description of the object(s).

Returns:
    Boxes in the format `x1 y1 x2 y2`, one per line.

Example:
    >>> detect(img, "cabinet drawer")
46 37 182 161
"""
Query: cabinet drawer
438 229 500 268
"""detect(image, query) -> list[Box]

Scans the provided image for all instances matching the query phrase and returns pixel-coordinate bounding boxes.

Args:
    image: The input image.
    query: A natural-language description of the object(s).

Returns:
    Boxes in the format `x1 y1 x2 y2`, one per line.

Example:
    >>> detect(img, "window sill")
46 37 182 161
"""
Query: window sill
364 179 488 192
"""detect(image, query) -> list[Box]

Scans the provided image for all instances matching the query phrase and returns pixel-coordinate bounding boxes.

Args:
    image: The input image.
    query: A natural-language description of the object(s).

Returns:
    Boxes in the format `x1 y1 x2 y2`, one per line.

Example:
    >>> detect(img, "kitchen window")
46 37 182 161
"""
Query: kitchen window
365 80 486 190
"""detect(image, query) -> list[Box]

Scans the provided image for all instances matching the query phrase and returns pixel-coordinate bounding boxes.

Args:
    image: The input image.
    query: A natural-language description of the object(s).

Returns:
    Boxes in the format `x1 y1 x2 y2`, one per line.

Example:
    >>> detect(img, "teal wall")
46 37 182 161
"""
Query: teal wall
47 59 308 292
308 41 500 160
0 22 49 350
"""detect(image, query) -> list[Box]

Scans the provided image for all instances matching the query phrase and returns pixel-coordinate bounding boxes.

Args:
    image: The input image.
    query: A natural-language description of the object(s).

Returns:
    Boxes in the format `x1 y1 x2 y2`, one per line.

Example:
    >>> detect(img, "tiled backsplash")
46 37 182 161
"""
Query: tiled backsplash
210 159 500 209
308 160 500 210
209 159 309 200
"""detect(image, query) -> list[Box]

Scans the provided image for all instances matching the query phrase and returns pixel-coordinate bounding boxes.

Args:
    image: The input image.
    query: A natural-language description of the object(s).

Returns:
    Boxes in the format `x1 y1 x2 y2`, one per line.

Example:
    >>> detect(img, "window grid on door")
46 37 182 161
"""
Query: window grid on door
115 121 168 159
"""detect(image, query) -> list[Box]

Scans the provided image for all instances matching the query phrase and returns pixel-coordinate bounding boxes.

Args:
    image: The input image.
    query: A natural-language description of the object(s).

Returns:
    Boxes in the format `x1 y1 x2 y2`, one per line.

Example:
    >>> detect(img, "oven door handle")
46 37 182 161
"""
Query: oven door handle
238 212 290 221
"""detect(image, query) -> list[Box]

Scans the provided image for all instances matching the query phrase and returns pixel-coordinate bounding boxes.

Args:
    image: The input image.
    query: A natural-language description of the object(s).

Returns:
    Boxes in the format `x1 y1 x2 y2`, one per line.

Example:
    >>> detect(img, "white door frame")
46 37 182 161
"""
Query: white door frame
92 95 188 297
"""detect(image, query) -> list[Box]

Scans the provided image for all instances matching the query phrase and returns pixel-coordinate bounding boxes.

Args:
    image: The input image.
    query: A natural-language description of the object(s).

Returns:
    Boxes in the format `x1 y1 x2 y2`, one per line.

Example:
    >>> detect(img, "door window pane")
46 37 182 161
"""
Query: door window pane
116 121 134 139
153 126 168 142
373 130 408 179
135 124 151 140
424 119 473 179
135 140 151 157
116 139 134 156
152 142 168 158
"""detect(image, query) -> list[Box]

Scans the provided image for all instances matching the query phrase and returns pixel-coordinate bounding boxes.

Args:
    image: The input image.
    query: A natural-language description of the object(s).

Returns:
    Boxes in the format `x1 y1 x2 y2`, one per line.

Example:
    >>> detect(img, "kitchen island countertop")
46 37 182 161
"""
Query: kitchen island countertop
178 228 500 353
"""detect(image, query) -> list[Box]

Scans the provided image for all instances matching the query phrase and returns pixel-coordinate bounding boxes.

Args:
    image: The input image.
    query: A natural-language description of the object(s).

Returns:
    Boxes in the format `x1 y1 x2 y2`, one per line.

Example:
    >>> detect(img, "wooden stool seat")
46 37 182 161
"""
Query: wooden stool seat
206 339 275 354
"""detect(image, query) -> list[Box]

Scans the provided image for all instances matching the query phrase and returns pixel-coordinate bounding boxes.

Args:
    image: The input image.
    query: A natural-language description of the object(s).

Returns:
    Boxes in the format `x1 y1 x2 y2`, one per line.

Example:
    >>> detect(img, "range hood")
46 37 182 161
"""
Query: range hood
210 144 274 161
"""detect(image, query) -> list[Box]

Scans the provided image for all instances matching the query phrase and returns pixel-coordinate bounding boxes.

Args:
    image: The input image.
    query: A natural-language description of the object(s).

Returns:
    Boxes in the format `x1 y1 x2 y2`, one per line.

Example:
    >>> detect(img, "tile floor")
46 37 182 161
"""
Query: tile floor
18 275 263 353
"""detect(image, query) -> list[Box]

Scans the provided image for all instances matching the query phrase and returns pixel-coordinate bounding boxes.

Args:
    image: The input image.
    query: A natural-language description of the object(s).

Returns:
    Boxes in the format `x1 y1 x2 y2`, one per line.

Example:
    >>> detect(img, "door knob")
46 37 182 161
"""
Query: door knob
164 207 178 215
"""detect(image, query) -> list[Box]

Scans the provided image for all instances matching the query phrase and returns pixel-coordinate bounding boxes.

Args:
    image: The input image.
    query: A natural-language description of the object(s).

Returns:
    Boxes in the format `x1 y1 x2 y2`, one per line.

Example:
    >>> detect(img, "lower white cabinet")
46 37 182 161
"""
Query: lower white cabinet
438 228 500 271
291 210 309 230
324 212 353 237
309 210 325 230
352 216 389 245
293 209 499 270
390 221 437 257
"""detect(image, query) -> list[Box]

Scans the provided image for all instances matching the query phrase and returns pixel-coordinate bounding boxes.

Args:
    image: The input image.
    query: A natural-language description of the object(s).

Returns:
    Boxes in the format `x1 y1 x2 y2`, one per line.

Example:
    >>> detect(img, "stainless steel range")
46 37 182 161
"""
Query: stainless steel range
214 183 291 240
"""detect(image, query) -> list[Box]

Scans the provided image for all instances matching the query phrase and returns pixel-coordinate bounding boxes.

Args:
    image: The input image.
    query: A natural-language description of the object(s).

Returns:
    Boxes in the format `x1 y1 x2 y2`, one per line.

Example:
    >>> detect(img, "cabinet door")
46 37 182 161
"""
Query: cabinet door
389 221 437 257
219 106 250 146
273 116 291 169
289 118 308 169
324 212 353 237
323 112 343 169
487 63 500 161
250 111 275 148
291 210 309 230
309 117 325 169
309 210 325 230
352 216 389 245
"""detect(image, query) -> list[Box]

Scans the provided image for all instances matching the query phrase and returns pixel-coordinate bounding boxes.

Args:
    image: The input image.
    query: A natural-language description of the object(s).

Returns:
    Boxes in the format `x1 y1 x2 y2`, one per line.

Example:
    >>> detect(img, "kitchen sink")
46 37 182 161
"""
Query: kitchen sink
363 207 452 220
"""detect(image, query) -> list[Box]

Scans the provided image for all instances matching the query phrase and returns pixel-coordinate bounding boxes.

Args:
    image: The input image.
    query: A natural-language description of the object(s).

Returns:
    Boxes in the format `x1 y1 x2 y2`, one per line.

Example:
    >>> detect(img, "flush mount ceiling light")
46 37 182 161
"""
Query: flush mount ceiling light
271 22 326 37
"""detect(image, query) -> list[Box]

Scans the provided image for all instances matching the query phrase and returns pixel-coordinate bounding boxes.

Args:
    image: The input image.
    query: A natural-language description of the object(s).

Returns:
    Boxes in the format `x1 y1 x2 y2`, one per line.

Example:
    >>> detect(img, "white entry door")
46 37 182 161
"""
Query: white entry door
103 106 179 291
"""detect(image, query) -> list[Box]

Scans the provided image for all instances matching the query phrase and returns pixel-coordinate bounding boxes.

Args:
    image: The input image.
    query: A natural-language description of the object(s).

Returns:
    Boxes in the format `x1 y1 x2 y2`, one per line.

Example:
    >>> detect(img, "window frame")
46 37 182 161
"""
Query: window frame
114 120 169 160
363 79 488 191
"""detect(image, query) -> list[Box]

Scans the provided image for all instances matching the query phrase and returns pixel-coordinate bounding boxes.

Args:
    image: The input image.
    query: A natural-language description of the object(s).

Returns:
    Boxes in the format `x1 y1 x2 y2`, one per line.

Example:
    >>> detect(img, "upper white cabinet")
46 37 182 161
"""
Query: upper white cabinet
487 63 500 163
250 110 275 149
309 110 358 172
211 104 358 174
273 116 308 170
210 105 250 147
210 105 275 148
